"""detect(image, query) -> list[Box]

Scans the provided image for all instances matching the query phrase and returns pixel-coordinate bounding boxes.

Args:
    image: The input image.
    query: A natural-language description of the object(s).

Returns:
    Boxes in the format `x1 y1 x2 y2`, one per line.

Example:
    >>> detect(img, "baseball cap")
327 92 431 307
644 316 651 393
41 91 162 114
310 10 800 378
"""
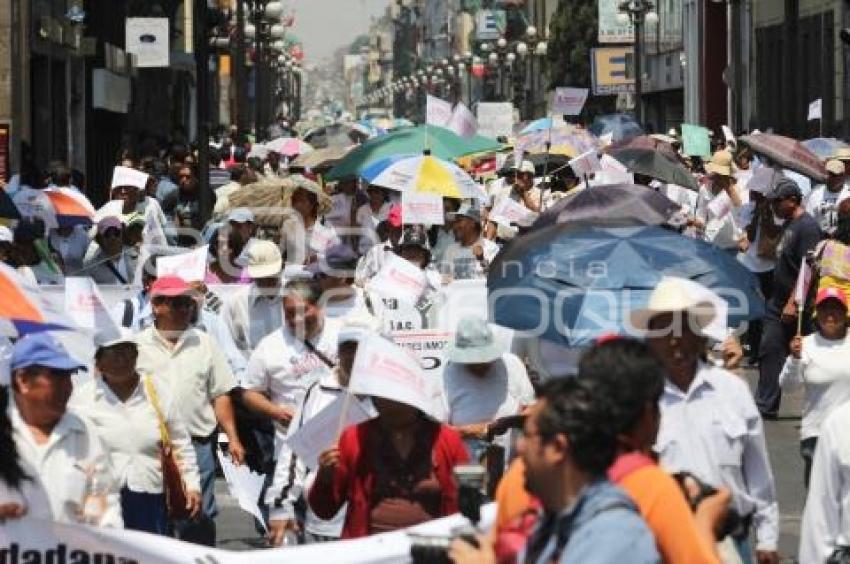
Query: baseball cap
397 229 430 251
235 239 282 279
513 160 536 175
449 203 482 224
149 275 192 298
96 216 124 235
815 287 848 309
826 159 846 176
94 327 136 350
765 178 802 200
227 207 255 224
10 333 86 373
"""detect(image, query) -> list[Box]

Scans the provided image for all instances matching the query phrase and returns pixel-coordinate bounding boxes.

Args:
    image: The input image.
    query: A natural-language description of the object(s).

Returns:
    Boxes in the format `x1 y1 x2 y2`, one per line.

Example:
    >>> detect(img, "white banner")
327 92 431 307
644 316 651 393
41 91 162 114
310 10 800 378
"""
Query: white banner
401 192 444 226
476 102 514 140
426 95 453 127
808 98 823 121
126 18 170 68
391 330 453 375
569 149 602 177
369 253 429 306
552 87 589 116
0 506 496 564
447 102 478 137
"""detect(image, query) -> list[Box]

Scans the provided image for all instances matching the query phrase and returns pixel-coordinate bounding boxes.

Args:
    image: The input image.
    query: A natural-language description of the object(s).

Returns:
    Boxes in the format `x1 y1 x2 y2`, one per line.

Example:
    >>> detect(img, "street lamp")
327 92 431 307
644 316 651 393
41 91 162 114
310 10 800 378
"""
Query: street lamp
617 0 657 125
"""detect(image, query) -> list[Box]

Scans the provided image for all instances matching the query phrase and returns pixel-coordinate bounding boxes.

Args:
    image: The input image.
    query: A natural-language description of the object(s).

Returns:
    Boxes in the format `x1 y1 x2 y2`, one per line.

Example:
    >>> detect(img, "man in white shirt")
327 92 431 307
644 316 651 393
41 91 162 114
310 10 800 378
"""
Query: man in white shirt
442 317 534 458
799 400 850 563
8 333 123 528
630 277 779 564
241 279 342 436
805 159 850 236
134 275 245 545
267 316 377 545
440 204 500 281
223 239 284 357
695 150 745 251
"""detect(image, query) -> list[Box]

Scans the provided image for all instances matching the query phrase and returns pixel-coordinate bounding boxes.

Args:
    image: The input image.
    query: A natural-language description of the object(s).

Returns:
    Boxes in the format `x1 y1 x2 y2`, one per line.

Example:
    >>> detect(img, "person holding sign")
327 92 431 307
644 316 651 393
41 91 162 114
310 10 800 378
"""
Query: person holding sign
70 328 202 535
267 316 378 546
693 150 745 252
308 336 469 538
498 160 542 213
440 204 500 282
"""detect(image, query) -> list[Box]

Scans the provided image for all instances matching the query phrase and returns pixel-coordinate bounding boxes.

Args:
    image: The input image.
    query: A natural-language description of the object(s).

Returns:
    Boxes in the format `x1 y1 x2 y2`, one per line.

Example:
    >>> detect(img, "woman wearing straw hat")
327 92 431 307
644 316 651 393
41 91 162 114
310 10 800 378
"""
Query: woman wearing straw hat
281 175 339 266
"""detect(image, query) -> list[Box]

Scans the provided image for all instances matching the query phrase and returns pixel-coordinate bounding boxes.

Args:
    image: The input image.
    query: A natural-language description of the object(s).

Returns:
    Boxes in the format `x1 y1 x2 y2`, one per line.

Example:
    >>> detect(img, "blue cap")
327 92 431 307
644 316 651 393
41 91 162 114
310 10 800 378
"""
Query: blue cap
10 333 86 373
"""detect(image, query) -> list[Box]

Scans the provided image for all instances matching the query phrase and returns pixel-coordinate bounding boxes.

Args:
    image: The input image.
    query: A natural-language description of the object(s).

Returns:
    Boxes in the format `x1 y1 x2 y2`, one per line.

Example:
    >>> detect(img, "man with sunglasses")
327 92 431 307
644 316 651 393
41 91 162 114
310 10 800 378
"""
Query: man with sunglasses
135 275 244 546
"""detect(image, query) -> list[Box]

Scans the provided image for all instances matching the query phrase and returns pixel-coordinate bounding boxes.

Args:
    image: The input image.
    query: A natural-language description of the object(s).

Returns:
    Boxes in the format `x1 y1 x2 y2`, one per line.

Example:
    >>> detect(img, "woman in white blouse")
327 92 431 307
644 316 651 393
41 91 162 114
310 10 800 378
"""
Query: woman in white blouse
70 330 202 535
780 286 850 487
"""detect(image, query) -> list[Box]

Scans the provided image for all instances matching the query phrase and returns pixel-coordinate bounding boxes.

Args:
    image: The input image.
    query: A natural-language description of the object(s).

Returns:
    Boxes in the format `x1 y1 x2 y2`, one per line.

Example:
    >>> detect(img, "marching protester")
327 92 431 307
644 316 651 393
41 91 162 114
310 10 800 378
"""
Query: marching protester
7 333 123 527
308 336 469 538
281 176 338 265
70 328 202 535
266 315 378 546
311 243 370 320
440 203 499 281
632 277 779 564
80 216 136 284
780 287 850 486
134 275 245 545
805 159 850 236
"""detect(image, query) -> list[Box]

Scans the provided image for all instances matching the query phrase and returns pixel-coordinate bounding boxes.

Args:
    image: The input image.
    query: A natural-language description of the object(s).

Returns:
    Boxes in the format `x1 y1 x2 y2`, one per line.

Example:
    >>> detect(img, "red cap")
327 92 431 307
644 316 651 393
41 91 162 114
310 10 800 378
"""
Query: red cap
815 287 848 309
595 333 622 345
150 275 192 298
387 204 403 228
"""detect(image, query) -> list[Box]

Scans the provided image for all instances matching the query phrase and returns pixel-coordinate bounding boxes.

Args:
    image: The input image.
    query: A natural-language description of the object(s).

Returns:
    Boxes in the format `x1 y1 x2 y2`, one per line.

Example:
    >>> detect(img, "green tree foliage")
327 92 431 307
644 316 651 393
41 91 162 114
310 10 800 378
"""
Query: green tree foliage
547 0 616 118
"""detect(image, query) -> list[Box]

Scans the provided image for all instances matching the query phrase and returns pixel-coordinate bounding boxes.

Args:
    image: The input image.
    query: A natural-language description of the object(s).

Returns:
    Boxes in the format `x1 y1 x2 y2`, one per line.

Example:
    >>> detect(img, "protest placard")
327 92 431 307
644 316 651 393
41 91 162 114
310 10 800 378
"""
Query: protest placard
476 102 514 139
391 330 453 375
680 123 711 158
349 334 435 417
447 102 478 137
401 192 444 226
285 392 375 469
426 95 453 127
156 245 208 282
64 277 118 331
489 197 539 228
370 253 429 306
568 149 602 178
552 87 589 116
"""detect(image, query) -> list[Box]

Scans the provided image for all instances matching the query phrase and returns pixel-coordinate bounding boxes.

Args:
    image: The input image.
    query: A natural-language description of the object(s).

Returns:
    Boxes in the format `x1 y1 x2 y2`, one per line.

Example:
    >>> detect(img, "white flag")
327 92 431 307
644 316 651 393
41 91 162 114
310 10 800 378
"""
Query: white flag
793 256 813 306
447 102 478 137
426 95 453 127
808 98 822 121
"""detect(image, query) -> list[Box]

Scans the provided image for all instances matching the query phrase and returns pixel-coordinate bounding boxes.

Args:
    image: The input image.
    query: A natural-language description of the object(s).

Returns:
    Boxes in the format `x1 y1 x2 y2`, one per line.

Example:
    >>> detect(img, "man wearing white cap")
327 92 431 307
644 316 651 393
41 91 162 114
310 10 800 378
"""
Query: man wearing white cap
495 160 542 213
805 159 850 236
110 165 167 246
267 315 377 546
440 203 500 281
222 239 284 356
630 277 779 564
79 216 136 284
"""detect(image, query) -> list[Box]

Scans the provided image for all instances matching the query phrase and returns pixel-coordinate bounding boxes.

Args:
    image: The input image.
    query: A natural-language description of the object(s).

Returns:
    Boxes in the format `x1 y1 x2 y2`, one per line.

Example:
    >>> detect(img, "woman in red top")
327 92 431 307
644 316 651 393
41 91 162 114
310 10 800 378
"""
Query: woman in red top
309 396 469 538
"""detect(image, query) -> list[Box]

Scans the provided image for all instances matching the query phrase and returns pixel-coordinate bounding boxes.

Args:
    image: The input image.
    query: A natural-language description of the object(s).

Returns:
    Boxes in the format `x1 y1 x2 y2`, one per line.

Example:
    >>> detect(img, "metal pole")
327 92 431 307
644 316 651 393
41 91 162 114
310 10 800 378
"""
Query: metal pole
195 0 212 224
634 17 643 126
235 0 246 135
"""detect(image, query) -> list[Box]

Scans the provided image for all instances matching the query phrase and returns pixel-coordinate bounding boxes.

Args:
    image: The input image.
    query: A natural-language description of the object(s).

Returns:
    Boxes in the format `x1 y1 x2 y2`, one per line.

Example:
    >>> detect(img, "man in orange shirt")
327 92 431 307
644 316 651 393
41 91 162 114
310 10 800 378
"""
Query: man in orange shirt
486 339 730 564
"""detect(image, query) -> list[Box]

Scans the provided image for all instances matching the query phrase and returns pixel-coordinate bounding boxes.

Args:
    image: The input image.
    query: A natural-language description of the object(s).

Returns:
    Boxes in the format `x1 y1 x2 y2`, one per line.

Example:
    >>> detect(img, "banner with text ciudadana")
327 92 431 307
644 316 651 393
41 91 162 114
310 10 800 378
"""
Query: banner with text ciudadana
2 507 495 564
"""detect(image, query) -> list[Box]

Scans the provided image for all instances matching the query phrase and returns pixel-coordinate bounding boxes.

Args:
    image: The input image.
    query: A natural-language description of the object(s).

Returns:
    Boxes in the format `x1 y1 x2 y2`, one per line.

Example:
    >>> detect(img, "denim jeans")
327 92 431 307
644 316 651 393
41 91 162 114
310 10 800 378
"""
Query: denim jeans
173 439 217 546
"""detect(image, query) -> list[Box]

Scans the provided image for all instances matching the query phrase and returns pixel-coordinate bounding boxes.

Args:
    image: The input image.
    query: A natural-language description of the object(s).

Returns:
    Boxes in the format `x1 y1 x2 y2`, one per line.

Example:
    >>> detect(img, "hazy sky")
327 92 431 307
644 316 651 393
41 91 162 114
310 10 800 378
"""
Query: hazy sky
290 0 391 63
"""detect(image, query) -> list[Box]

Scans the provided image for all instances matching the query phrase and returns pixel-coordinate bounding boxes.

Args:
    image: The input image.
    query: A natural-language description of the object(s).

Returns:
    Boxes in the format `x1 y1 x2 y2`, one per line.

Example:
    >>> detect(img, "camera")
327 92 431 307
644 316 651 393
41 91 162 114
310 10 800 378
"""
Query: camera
409 464 487 564
671 471 746 540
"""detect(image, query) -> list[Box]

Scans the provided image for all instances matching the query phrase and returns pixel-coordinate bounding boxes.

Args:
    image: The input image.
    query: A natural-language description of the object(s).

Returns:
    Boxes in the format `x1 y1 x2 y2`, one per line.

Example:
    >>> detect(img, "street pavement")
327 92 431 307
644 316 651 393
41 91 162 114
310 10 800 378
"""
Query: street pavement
213 367 807 562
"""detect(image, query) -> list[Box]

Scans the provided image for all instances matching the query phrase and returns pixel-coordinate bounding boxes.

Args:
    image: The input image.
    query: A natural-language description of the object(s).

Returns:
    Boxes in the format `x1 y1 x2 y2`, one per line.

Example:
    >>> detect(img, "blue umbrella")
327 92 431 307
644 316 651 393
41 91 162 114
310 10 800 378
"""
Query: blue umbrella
487 224 764 346
520 117 561 134
588 113 644 142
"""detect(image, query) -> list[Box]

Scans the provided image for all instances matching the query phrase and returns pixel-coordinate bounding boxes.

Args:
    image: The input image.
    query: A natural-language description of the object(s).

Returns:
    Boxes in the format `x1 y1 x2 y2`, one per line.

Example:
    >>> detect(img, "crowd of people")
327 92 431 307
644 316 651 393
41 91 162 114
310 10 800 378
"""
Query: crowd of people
1 120 850 564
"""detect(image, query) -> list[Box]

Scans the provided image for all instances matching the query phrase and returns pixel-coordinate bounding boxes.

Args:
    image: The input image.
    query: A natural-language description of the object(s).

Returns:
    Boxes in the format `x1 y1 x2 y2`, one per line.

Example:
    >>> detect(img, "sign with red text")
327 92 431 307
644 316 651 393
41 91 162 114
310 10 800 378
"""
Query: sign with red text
391 330 453 374
489 197 538 228
552 87 589 116
349 335 435 416
370 253 429 305
402 192 444 226
156 245 208 282
569 149 602 177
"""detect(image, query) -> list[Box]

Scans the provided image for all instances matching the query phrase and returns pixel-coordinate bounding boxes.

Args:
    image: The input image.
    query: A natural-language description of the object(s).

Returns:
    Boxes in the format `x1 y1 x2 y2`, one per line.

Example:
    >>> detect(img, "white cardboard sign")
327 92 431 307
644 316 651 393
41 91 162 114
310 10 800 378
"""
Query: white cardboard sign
569 149 602 177
370 253 429 306
489 197 538 228
552 87 589 116
126 18 170 68
156 245 208 283
401 192 444 226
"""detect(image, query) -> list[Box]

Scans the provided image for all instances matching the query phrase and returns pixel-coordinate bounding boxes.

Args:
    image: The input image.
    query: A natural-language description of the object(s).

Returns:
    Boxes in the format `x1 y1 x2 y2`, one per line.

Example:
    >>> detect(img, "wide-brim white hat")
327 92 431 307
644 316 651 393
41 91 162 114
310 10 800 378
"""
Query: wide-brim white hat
628 277 718 337
447 317 503 364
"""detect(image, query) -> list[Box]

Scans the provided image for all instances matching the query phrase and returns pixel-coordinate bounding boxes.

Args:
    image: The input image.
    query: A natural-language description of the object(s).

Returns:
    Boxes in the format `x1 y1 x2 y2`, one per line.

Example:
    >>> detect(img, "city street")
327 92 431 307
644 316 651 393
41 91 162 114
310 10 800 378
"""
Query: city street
214 368 809 562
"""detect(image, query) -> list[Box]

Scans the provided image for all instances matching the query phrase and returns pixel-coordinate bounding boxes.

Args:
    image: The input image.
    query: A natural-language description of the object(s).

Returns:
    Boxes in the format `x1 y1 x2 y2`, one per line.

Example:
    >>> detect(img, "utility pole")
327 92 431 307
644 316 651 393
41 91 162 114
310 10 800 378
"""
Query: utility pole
195 0 212 224
235 0 247 137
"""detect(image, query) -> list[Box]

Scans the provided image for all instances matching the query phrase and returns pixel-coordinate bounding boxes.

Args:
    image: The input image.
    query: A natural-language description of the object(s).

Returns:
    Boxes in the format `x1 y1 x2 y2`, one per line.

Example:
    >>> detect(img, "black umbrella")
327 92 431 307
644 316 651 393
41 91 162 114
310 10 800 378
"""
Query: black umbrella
530 184 681 231
609 147 699 190
499 153 571 176
0 188 20 220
